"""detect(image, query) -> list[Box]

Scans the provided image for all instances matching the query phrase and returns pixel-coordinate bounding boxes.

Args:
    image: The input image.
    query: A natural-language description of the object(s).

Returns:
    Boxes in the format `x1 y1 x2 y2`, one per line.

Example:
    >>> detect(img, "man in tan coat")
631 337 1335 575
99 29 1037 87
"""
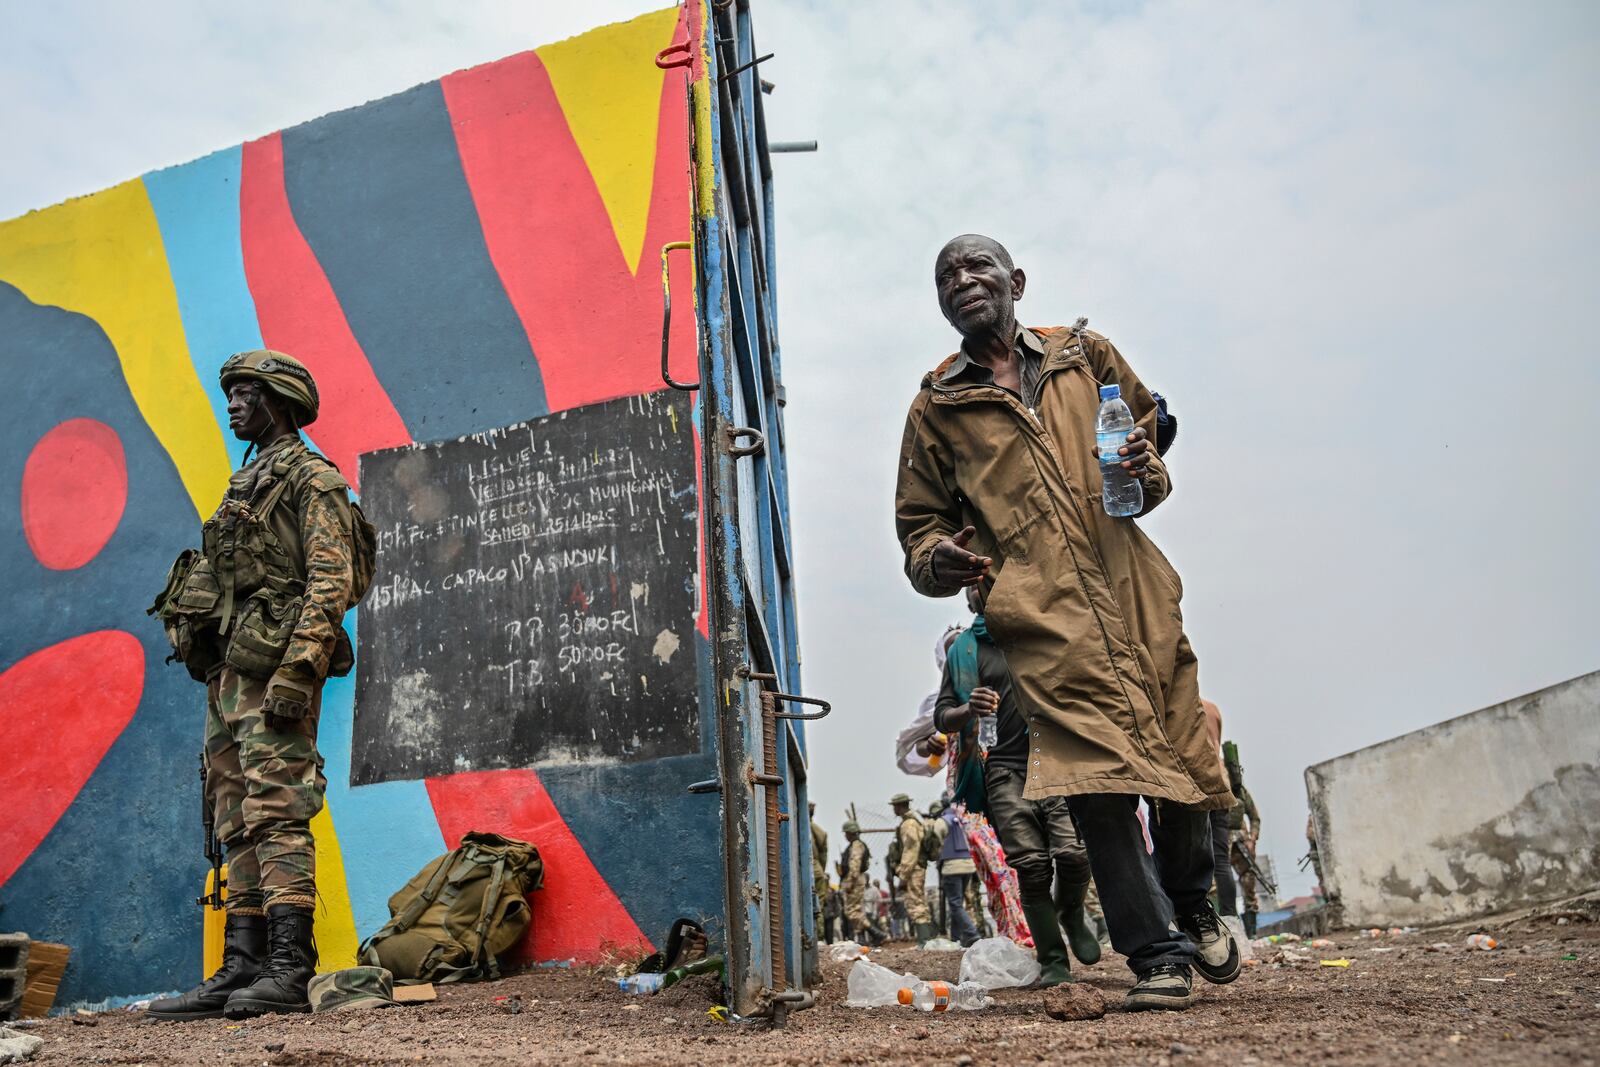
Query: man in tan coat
895 234 1240 1010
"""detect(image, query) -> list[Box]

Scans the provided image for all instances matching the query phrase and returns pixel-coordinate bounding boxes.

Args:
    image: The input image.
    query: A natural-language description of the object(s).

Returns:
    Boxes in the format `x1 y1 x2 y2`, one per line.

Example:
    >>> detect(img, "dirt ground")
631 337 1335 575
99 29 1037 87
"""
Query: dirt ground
16 904 1599 1066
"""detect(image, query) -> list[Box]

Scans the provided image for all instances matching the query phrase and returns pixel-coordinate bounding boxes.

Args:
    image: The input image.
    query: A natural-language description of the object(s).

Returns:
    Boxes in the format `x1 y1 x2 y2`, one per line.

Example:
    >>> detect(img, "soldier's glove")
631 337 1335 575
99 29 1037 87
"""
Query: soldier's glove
263 664 316 729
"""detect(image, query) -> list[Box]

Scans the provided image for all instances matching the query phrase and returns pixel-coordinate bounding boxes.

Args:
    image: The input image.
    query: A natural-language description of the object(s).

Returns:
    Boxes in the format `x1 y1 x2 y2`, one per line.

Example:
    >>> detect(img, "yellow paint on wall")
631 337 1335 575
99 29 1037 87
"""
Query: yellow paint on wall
311 805 360 971
0 182 229 518
538 7 682 275
691 0 717 220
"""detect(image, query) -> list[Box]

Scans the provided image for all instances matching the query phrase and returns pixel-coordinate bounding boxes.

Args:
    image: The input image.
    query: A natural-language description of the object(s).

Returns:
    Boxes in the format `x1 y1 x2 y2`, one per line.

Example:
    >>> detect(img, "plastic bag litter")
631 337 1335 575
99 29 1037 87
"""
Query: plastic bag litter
921 937 963 952
1221 916 1254 961
0 1026 43 1064
829 940 869 962
958 936 1041 989
845 958 921 1008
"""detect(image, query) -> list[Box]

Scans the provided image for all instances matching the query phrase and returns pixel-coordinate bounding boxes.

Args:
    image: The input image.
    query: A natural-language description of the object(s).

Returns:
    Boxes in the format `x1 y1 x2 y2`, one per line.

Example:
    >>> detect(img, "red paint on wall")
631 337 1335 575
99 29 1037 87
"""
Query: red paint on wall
21 419 126 571
0 631 144 885
240 133 411 490
425 769 654 963
439 50 696 414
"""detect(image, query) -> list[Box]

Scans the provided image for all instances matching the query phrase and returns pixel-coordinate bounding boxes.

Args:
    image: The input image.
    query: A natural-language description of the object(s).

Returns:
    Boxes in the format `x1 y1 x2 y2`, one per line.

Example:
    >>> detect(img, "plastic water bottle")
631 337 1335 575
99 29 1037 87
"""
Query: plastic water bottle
977 714 998 752
896 980 993 1012
1096 384 1142 517
618 972 665 994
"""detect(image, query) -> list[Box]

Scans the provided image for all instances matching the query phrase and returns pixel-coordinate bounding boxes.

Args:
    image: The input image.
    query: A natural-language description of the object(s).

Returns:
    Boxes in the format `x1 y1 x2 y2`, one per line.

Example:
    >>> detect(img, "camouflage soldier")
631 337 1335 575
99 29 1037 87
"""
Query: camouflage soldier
888 793 935 944
148 351 358 1021
1224 742 1263 936
837 821 872 942
809 803 828 936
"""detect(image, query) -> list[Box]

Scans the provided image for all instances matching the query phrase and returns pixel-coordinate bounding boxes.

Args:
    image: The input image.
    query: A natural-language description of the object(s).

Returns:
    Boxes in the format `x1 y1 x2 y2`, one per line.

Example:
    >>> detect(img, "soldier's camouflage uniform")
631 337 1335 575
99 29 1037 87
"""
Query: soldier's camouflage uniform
893 812 932 925
206 435 354 914
839 838 871 932
1227 784 1262 914
811 819 829 931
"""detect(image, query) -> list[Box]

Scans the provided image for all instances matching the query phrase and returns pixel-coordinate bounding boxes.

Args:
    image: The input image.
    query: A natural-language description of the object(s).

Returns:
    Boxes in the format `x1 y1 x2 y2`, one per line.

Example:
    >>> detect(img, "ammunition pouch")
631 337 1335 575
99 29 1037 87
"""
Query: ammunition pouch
149 549 225 682
224 588 304 679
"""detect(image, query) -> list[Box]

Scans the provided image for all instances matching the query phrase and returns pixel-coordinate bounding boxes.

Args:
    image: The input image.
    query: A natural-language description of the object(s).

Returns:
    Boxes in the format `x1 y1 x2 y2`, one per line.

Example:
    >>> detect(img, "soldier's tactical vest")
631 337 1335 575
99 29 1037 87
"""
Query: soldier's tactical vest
151 441 374 681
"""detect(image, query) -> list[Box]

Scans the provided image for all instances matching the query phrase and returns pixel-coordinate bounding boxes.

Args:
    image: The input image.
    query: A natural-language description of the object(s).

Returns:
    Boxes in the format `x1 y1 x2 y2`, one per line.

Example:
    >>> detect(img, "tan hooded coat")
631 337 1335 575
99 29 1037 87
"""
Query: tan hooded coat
895 323 1231 809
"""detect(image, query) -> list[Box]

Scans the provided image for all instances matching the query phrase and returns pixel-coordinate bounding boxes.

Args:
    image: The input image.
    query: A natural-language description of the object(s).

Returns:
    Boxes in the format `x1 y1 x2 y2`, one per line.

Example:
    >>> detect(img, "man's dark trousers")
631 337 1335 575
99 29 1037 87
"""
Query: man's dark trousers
1068 794 1214 974
940 872 980 945
1208 808 1238 917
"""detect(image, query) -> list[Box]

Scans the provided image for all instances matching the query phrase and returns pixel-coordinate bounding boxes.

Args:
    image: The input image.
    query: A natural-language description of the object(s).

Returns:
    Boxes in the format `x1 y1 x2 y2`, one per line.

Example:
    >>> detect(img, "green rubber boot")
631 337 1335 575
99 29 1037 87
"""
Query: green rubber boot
1022 899 1072 987
1053 857 1103 966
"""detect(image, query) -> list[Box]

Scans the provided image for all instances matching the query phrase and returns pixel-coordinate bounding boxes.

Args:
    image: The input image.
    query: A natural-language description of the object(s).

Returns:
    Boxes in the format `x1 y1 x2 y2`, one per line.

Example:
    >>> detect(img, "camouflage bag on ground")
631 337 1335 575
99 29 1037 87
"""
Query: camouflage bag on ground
357 832 543 984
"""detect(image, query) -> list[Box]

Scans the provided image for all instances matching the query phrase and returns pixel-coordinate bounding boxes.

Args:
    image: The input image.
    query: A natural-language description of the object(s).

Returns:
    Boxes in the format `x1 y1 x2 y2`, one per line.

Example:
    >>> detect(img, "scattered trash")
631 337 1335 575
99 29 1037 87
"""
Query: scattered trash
1465 934 1499 951
1252 932 1301 949
897 980 991 1012
494 994 523 1015
920 937 963 952
1319 959 1352 968
1476 977 1507 983
959 937 1040 989
0 1027 43 1064
1427 942 1453 952
846 958 921 1008
1041 982 1107 1021
1309 939 1335 949
617 973 666 995
706 1006 730 1023
660 955 726 991
1561 953 1578 961
392 983 436 1005
536 958 575 969
828 940 869 962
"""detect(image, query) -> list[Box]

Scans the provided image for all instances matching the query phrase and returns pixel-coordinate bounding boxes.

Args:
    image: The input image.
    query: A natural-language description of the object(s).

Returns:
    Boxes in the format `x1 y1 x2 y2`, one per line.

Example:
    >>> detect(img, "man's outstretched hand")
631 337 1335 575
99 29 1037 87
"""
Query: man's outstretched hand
931 526 991 587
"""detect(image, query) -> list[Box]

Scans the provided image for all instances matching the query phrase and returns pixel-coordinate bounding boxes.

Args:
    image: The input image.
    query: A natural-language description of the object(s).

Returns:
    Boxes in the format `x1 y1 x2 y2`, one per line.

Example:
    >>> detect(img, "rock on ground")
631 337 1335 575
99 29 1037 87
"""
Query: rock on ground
1040 982 1107 1021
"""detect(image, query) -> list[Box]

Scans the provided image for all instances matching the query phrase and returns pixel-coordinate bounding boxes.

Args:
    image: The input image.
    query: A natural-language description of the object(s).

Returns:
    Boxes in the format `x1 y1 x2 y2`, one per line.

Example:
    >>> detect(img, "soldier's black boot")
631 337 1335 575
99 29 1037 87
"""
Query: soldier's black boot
913 920 940 947
1022 898 1072 987
146 912 266 1021
840 918 855 942
224 906 316 1018
1243 910 1258 938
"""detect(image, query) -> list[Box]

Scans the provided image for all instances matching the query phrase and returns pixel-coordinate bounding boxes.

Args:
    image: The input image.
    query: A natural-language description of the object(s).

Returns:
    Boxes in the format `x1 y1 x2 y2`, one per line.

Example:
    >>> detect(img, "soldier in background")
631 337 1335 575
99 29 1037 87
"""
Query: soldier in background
1224 741 1263 936
147 351 358 1021
810 803 828 938
889 793 937 944
837 821 873 943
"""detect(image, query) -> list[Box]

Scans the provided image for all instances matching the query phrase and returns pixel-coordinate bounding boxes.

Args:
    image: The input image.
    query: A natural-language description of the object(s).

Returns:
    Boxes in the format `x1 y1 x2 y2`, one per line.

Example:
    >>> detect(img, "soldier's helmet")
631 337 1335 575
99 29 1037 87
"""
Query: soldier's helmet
220 349 320 427
889 792 912 807
926 801 944 817
842 820 861 833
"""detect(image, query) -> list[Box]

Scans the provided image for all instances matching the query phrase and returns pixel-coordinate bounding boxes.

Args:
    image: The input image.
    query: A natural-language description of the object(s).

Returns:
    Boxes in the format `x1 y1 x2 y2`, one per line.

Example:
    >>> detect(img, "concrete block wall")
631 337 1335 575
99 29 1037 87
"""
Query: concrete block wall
1306 670 1600 927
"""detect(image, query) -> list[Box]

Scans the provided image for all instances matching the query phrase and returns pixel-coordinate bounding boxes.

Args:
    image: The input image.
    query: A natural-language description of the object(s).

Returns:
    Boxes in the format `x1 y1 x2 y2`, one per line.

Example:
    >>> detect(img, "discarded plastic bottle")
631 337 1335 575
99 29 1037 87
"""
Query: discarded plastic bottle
618 972 666 994
896 980 993 1012
977 715 998 752
1096 384 1143 517
1465 934 1499 951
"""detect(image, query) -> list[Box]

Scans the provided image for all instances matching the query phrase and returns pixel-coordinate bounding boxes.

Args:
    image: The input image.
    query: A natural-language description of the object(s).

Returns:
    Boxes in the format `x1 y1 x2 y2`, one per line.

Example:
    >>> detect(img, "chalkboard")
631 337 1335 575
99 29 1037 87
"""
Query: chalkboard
351 391 701 785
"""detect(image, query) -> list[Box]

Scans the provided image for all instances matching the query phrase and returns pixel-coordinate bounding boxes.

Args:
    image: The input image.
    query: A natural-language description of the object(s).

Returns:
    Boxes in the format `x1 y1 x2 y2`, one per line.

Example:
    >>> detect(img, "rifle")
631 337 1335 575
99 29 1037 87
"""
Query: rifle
196 752 225 909
1237 840 1279 899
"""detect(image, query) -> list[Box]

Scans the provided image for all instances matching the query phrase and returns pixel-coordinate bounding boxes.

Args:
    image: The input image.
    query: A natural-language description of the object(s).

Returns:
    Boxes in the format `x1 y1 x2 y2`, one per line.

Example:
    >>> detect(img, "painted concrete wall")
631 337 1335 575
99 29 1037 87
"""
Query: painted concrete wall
1305 670 1600 927
0 7 720 1007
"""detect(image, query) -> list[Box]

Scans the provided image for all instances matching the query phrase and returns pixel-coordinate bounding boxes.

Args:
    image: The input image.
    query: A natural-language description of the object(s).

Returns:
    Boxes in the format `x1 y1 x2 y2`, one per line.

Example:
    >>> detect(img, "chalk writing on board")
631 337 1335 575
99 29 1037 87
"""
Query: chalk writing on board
351 391 700 786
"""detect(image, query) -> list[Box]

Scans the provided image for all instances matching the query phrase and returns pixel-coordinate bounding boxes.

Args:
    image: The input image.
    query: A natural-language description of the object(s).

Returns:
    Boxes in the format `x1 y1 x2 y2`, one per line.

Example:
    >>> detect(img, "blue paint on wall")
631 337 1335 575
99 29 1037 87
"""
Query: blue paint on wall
279 83 549 440
0 283 201 1005
317 612 448 940
143 147 262 471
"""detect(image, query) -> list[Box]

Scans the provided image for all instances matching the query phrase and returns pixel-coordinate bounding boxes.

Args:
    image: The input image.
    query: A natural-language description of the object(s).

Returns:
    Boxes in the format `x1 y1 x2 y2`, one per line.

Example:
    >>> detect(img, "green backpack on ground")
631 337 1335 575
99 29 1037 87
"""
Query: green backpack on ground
358 832 544 984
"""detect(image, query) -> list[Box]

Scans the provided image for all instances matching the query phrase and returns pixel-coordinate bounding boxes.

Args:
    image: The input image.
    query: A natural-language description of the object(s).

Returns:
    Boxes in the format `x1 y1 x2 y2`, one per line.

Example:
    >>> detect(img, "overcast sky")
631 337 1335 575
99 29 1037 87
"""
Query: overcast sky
4 1 1596 903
